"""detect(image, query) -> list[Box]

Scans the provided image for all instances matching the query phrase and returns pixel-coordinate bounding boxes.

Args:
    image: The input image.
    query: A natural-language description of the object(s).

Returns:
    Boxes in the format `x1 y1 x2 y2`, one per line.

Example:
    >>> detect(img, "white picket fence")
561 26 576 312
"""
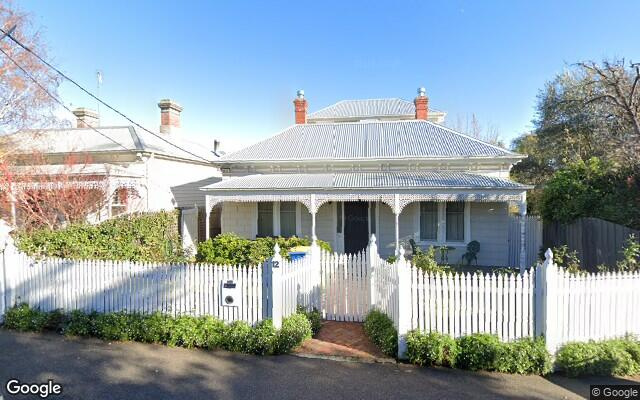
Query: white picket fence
408 268 535 341
1 250 263 325
2 220 640 358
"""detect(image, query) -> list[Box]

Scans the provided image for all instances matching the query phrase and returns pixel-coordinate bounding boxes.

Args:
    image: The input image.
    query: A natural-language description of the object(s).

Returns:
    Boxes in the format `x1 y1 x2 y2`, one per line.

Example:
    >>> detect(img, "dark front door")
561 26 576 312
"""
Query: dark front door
344 202 369 254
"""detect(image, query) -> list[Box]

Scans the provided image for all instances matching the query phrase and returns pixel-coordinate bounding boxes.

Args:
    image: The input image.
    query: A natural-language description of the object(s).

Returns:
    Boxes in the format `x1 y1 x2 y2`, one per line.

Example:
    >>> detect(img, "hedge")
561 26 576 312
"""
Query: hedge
14 211 185 263
3 304 311 356
363 310 398 357
556 337 640 377
406 331 552 375
196 233 331 265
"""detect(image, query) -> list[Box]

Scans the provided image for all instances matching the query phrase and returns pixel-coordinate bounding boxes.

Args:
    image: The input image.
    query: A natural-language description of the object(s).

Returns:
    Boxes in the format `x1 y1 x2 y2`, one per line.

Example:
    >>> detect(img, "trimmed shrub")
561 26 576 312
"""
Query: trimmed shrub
406 330 458 367
495 337 552 375
297 305 322 336
556 337 640 377
2 304 313 356
14 211 184 263
363 310 398 358
196 233 332 265
275 313 312 354
246 319 278 355
455 334 502 371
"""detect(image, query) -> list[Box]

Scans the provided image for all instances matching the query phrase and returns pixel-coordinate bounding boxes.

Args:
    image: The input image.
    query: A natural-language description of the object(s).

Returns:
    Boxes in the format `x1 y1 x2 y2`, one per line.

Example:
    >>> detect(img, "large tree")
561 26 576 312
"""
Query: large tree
0 1 61 137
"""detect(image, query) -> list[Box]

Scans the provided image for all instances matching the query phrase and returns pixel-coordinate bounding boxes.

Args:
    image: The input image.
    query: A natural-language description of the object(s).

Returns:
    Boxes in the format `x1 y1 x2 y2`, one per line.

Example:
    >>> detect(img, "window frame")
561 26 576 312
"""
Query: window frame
416 201 470 246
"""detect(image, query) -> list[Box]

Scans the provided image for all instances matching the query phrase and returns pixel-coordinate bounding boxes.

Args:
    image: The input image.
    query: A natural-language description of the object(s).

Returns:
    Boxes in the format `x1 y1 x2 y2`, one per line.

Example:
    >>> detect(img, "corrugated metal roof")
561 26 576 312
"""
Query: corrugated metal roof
219 120 519 162
202 172 529 191
5 126 217 162
308 98 416 119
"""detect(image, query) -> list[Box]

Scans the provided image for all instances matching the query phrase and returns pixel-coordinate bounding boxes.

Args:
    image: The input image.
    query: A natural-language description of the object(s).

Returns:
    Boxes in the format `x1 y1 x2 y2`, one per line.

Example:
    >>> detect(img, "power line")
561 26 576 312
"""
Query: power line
0 46 131 151
0 26 211 163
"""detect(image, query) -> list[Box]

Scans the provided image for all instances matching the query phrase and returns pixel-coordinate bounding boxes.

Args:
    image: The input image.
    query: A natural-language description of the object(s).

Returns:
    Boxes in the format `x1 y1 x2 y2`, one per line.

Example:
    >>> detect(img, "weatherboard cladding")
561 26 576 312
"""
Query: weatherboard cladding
220 120 517 162
203 172 528 191
307 98 415 119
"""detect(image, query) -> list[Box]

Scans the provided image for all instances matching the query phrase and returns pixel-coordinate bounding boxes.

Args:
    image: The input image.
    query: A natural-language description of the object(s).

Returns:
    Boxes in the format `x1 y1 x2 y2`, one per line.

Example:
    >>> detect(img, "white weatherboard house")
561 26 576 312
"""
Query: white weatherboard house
2 100 221 234
202 89 532 268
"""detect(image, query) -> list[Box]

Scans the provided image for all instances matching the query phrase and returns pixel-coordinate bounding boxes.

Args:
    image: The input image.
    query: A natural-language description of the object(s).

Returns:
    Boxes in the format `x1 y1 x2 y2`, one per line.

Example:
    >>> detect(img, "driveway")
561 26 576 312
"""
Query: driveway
0 329 632 399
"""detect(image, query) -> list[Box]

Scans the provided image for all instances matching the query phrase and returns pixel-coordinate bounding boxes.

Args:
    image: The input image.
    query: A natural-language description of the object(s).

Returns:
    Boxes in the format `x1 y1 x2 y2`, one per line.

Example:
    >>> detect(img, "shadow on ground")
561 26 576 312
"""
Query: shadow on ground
0 329 587 400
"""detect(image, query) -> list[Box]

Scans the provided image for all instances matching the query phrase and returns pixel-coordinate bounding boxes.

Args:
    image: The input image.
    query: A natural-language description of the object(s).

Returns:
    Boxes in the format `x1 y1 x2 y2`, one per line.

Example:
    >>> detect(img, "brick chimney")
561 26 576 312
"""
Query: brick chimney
158 99 183 134
72 108 99 128
414 87 429 120
293 90 307 124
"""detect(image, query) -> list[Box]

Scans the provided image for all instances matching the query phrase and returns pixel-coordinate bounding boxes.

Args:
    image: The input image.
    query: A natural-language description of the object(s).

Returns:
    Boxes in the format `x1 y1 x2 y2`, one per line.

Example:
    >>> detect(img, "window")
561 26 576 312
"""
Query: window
279 202 297 237
419 202 438 241
111 188 128 216
257 202 273 237
369 202 377 234
336 202 342 233
446 202 465 242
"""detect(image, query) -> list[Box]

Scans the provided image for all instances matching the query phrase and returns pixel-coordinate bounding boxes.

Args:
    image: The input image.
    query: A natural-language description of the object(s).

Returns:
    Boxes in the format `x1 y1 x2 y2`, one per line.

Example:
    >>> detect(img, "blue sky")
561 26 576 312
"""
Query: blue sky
19 0 640 151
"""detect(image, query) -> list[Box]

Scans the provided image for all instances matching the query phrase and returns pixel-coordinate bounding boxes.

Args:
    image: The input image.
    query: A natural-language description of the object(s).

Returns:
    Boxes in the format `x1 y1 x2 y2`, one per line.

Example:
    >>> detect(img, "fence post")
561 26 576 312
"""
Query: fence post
536 248 559 355
310 239 321 311
0 219 16 322
266 243 283 329
367 234 378 310
396 246 411 359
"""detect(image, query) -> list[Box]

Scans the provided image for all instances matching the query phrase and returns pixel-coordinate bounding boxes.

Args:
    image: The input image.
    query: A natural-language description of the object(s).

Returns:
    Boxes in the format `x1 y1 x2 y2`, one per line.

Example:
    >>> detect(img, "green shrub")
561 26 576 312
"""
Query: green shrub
495 337 552 375
223 321 253 352
247 319 277 355
3 304 312 356
275 313 312 354
196 233 332 265
297 305 322 336
363 310 398 357
14 211 185 263
406 331 458 367
455 334 502 371
556 337 640 377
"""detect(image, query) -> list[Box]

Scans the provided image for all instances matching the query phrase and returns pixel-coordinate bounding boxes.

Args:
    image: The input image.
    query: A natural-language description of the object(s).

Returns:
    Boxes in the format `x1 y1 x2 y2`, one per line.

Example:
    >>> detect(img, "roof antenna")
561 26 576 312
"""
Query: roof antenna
96 70 103 116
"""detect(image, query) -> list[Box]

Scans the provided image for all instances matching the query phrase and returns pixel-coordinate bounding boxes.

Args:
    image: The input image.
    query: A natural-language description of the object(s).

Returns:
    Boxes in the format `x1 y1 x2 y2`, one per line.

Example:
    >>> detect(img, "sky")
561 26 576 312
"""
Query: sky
17 0 640 152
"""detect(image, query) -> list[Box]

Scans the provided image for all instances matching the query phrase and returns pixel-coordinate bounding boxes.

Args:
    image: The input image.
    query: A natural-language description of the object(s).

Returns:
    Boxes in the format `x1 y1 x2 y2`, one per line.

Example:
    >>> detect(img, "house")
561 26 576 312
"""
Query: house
201 88 532 267
1 99 222 238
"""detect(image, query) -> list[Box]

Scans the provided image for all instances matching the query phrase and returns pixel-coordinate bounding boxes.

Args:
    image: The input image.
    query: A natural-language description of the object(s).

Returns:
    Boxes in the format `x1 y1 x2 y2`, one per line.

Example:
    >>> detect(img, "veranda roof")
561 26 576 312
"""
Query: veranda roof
201 171 531 191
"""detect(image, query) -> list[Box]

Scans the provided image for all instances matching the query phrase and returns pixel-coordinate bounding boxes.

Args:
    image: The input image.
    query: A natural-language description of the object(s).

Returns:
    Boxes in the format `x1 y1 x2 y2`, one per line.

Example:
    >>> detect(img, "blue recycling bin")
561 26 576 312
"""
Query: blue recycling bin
288 251 307 261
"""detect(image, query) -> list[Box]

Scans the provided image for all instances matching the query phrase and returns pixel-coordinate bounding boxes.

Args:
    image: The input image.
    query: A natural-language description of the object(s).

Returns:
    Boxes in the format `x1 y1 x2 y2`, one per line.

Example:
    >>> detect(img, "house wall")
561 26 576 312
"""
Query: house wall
145 157 221 211
300 202 337 249
221 202 257 238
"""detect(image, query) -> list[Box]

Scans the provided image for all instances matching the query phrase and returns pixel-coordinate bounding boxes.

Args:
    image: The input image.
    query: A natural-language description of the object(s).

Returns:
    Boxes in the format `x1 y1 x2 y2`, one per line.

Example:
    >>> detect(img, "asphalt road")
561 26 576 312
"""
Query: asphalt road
0 329 633 400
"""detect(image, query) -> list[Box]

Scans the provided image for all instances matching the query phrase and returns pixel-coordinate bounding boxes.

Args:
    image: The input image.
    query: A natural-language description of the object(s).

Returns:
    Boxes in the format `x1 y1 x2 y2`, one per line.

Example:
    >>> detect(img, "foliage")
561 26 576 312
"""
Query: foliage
275 313 312 354
363 310 398 357
494 337 552 375
556 337 640 377
14 211 185 262
412 246 451 273
196 233 331 265
297 305 323 336
2 304 312 356
549 245 582 274
406 330 458 367
539 158 640 229
455 333 502 371
616 234 640 272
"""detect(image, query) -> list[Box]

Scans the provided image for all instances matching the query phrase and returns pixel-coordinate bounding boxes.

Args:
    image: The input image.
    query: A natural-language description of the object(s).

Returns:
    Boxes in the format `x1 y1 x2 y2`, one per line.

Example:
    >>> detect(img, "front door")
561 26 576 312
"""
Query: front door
344 202 369 254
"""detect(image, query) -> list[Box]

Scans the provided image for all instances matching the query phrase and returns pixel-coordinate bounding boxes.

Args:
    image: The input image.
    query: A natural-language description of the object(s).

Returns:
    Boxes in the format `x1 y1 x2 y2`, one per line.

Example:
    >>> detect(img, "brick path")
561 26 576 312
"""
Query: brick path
293 320 393 362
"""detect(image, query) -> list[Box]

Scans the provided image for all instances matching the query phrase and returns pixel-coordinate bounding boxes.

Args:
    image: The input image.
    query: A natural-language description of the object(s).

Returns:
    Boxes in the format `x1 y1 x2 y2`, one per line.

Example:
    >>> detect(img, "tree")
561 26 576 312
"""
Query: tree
0 152 108 230
0 1 61 136
448 113 505 147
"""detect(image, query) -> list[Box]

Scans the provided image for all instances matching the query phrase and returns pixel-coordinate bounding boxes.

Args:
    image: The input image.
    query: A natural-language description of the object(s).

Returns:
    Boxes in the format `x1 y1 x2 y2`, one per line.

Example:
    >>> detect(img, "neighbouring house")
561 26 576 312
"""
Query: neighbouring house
201 88 532 268
1 99 222 240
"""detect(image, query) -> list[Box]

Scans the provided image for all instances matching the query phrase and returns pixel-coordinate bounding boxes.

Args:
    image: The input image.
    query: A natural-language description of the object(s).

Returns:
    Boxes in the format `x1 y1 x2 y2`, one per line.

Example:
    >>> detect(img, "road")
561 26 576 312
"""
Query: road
0 329 632 399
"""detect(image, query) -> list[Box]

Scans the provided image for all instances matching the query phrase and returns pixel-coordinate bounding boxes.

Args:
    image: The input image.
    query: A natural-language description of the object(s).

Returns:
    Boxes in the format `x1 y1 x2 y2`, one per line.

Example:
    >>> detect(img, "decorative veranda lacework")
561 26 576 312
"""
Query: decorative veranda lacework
0 178 142 191
206 192 524 214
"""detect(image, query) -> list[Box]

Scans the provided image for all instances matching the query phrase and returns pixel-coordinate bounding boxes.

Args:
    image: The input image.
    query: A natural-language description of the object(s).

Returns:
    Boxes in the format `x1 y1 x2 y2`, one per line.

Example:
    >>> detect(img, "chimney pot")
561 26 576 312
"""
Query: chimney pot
72 107 99 128
293 89 307 124
158 99 183 134
414 87 429 120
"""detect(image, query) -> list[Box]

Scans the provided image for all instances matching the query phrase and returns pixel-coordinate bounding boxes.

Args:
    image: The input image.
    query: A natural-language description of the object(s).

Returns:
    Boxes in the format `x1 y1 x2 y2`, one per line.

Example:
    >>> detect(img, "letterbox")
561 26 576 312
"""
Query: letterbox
221 280 240 307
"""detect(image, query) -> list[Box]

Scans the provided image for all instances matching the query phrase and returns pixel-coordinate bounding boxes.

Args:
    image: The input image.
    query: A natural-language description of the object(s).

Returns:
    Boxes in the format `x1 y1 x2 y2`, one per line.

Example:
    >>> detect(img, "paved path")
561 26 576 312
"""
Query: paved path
0 329 631 400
